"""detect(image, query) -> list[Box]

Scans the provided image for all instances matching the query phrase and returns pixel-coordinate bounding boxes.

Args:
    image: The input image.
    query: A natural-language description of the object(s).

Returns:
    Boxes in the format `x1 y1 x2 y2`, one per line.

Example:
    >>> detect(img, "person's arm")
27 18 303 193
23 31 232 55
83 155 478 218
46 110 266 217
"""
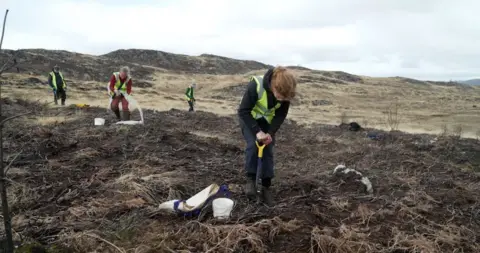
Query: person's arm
238 80 261 135
185 87 191 99
109 75 116 96
47 74 53 88
109 75 116 91
126 79 132 95
268 102 290 136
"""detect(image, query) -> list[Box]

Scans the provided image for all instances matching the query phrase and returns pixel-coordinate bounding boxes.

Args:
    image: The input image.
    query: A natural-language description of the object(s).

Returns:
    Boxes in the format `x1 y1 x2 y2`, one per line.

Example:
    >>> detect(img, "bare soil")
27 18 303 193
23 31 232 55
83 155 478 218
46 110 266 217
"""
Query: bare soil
1 98 480 252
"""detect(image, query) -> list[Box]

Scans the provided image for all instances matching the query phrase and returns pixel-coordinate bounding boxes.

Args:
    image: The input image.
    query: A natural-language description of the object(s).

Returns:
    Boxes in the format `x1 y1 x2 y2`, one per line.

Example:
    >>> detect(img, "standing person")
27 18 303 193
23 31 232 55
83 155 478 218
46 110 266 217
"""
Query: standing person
48 65 67 106
109 66 133 121
185 83 196 112
237 66 297 206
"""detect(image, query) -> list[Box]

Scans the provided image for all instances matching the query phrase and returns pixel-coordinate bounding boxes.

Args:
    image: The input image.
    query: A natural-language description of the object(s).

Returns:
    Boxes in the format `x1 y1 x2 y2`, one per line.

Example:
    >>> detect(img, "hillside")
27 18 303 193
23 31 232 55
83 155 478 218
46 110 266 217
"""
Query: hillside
0 48 480 252
1 98 480 252
102 49 271 74
1 48 480 139
458 79 480 86
0 48 271 79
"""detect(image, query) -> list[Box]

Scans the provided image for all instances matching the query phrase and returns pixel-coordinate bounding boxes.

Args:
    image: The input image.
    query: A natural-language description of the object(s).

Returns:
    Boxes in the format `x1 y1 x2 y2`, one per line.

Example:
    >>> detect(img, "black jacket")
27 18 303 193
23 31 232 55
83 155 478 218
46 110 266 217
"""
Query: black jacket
237 68 290 136
48 71 65 91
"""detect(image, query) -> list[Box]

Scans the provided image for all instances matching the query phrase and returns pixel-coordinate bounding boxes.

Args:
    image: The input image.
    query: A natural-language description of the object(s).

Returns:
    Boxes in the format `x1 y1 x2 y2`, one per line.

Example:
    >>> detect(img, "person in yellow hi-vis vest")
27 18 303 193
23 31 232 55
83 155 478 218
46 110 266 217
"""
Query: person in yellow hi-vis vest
48 65 67 106
185 83 196 112
109 66 133 121
237 66 297 206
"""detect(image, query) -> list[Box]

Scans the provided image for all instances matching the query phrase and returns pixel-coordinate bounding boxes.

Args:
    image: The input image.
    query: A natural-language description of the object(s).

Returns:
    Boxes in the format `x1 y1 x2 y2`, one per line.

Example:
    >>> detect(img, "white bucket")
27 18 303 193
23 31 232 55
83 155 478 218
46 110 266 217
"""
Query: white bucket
94 118 105 126
212 198 234 220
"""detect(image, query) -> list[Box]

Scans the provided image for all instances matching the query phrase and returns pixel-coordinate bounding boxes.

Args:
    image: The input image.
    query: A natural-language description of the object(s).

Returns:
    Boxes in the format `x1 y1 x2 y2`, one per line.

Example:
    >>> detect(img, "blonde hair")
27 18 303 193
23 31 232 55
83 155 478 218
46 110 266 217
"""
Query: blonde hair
271 66 297 100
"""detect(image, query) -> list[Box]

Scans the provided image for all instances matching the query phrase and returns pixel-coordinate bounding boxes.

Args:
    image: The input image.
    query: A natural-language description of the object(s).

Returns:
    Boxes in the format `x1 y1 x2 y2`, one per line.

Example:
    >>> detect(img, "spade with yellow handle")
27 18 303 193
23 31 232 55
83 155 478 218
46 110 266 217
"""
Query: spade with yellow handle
255 140 266 202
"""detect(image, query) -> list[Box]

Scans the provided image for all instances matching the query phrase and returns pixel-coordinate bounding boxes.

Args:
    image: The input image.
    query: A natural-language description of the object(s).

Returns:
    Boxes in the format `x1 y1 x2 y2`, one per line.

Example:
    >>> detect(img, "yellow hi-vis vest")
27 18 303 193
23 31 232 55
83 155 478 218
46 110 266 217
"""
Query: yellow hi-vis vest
110 72 131 96
49 71 66 89
250 76 281 124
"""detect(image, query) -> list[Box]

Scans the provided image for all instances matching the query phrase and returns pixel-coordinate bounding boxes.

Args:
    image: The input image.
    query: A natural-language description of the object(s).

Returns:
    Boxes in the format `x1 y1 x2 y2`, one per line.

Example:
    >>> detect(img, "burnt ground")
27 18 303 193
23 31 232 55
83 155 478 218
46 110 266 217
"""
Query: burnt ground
1 98 480 253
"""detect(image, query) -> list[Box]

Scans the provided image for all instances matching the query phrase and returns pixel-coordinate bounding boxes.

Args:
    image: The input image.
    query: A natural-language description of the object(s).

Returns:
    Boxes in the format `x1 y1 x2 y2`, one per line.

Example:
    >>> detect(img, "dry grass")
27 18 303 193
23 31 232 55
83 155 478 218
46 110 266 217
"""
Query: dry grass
2 97 479 252
3 68 480 138
161 217 302 253
384 101 402 131
34 116 73 125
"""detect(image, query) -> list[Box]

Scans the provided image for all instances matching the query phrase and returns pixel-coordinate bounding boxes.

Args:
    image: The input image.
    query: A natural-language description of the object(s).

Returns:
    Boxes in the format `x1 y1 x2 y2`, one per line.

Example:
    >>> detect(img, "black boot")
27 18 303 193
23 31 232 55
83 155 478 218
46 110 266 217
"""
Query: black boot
61 99 65 106
245 178 256 200
121 111 131 121
114 109 121 120
261 187 274 207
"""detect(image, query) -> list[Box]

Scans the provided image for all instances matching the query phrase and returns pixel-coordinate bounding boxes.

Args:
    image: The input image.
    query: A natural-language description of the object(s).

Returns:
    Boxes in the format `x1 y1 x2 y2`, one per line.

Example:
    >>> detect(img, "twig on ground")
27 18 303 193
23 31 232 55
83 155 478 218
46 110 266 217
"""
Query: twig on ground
4 149 23 175
83 233 126 253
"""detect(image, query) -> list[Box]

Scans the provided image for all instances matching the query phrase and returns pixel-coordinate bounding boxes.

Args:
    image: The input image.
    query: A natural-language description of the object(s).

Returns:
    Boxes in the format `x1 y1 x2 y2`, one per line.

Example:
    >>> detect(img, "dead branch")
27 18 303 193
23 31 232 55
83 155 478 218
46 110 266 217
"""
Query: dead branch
83 233 126 253
0 9 15 253
0 9 18 76
0 9 7 50
0 51 19 75
4 149 23 175
0 111 33 126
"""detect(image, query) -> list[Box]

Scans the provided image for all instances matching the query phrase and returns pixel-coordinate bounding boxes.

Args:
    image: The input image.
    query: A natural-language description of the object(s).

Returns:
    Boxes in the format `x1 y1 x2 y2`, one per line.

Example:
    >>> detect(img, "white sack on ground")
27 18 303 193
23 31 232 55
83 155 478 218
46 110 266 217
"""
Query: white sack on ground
158 183 223 213
333 164 373 194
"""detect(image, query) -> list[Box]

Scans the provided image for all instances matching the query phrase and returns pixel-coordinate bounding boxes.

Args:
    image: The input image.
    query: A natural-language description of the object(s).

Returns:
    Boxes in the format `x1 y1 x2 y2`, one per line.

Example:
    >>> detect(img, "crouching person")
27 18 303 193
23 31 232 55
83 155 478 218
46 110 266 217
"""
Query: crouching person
237 66 297 206
109 66 133 121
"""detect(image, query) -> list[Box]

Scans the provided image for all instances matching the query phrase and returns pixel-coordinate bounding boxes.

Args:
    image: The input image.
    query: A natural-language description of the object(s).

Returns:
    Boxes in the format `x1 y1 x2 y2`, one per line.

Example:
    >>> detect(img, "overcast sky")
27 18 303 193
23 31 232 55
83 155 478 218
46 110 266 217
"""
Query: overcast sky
1 0 479 80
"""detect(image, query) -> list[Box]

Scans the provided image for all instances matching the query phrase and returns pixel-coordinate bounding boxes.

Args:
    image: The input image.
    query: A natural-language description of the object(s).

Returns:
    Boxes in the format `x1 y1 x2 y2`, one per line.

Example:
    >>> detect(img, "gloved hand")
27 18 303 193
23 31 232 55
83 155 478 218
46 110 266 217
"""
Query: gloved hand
115 90 121 96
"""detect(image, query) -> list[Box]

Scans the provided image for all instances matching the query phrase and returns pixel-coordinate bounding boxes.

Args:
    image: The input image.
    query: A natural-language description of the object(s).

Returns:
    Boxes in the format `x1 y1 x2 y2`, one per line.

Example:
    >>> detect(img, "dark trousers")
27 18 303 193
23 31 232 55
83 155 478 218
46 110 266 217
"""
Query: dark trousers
188 100 194 111
241 123 275 187
54 90 66 105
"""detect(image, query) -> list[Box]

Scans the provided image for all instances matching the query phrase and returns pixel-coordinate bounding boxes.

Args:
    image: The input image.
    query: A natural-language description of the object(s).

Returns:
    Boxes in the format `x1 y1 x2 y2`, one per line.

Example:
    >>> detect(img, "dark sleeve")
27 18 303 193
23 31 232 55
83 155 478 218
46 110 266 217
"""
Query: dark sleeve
47 74 53 87
268 102 290 135
238 80 261 134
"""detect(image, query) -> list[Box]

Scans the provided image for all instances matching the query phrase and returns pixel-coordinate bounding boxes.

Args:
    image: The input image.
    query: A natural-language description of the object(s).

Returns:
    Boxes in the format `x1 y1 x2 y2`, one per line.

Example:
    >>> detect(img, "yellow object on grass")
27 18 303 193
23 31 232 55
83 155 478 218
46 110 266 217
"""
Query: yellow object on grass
75 103 90 108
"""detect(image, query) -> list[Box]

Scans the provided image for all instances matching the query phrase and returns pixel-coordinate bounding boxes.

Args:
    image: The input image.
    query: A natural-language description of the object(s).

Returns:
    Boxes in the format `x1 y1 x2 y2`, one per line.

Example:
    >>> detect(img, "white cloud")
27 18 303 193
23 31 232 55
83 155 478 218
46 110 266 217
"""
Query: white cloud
1 0 480 80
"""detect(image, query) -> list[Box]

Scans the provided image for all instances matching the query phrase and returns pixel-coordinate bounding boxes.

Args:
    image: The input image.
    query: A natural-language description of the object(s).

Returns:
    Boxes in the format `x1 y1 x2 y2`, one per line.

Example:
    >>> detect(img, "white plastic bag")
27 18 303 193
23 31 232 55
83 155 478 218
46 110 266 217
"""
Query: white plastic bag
106 83 144 124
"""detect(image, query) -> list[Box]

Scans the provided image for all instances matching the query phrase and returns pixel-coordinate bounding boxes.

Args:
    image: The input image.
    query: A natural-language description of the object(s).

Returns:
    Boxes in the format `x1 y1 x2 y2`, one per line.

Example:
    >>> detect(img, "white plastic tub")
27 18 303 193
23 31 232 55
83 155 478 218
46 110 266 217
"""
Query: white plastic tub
94 118 105 126
212 198 234 220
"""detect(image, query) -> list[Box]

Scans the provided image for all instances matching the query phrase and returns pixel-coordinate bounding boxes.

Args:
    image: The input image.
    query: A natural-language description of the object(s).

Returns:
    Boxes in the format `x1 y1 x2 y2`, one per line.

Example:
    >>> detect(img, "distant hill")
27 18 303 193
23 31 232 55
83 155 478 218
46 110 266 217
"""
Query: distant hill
101 49 272 75
457 79 480 85
0 48 273 82
392 76 473 87
1 48 478 88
